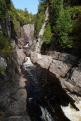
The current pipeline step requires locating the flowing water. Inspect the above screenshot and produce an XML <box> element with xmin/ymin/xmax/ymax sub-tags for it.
<box><xmin>23</xmin><ymin>57</ymin><xmax>79</xmax><ymax>121</ymax></box>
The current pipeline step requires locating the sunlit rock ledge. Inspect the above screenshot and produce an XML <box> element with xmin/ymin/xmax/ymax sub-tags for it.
<box><xmin>30</xmin><ymin>52</ymin><xmax>81</xmax><ymax>95</ymax></box>
<box><xmin>30</xmin><ymin>52</ymin><xmax>81</xmax><ymax>121</ymax></box>
<box><xmin>61</xmin><ymin>101</ymin><xmax>81</xmax><ymax>121</ymax></box>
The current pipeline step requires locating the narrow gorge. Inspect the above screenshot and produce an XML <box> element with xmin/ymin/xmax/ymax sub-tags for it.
<box><xmin>0</xmin><ymin>0</ymin><xmax>81</xmax><ymax>121</ymax></box>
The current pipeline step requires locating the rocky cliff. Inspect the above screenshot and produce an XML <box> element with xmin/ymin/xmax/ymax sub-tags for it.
<box><xmin>0</xmin><ymin>46</ymin><xmax>31</xmax><ymax>121</ymax></box>
<box><xmin>31</xmin><ymin>52</ymin><xmax>81</xmax><ymax>100</ymax></box>
<box><xmin>30</xmin><ymin>51</ymin><xmax>81</xmax><ymax>121</ymax></box>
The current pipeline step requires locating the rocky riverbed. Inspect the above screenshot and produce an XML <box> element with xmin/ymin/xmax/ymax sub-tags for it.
<box><xmin>0</xmin><ymin>24</ymin><xmax>81</xmax><ymax>121</ymax></box>
<box><xmin>22</xmin><ymin>50</ymin><xmax>81</xmax><ymax>121</ymax></box>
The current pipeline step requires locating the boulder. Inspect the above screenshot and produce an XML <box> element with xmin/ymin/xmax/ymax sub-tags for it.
<box><xmin>31</xmin><ymin>52</ymin><xmax>70</xmax><ymax>77</ymax></box>
<box><xmin>30</xmin><ymin>52</ymin><xmax>81</xmax><ymax>101</ymax></box>
<box><xmin>49</xmin><ymin>60</ymin><xmax>70</xmax><ymax>78</ymax></box>
<box><xmin>31</xmin><ymin>52</ymin><xmax>53</xmax><ymax>69</ymax></box>
<box><xmin>70</xmin><ymin>69</ymin><xmax>81</xmax><ymax>88</ymax></box>
<box><xmin>48</xmin><ymin>51</ymin><xmax>77</xmax><ymax>64</ymax></box>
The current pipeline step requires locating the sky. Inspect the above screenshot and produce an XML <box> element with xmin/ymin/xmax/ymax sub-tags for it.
<box><xmin>12</xmin><ymin>0</ymin><xmax>39</xmax><ymax>14</ymax></box>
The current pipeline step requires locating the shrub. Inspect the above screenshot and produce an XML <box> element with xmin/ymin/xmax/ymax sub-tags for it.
<box><xmin>34</xmin><ymin>0</ymin><xmax>46</xmax><ymax>36</ymax></box>
<box><xmin>43</xmin><ymin>23</ymin><xmax>52</xmax><ymax>44</ymax></box>
<box><xmin>34</xmin><ymin>12</ymin><xmax>45</xmax><ymax>36</ymax></box>
<box><xmin>56</xmin><ymin>8</ymin><xmax>73</xmax><ymax>48</ymax></box>
<box><xmin>0</xmin><ymin>33</ymin><xmax>12</xmax><ymax>57</ymax></box>
<box><xmin>0</xmin><ymin>66</ymin><xmax>6</xmax><ymax>75</ymax></box>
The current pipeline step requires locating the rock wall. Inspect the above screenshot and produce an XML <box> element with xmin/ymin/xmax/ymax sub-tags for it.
<box><xmin>23</xmin><ymin>24</ymin><xmax>34</xmax><ymax>47</ymax></box>
<box><xmin>0</xmin><ymin>47</ymin><xmax>31</xmax><ymax>121</ymax></box>
<box><xmin>30</xmin><ymin>51</ymin><xmax>81</xmax><ymax>101</ymax></box>
<box><xmin>30</xmin><ymin>51</ymin><xmax>81</xmax><ymax>121</ymax></box>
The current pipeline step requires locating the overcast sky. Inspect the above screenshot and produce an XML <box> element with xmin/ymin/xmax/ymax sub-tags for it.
<box><xmin>12</xmin><ymin>0</ymin><xmax>39</xmax><ymax>14</ymax></box>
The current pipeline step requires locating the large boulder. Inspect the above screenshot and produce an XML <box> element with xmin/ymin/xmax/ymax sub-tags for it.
<box><xmin>30</xmin><ymin>52</ymin><xmax>81</xmax><ymax>100</ymax></box>
<box><xmin>31</xmin><ymin>52</ymin><xmax>70</xmax><ymax>78</ymax></box>
<box><xmin>48</xmin><ymin>51</ymin><xmax>77</xmax><ymax>64</ymax></box>
<box><xmin>31</xmin><ymin>52</ymin><xmax>53</xmax><ymax>69</ymax></box>
<box><xmin>70</xmin><ymin>68</ymin><xmax>81</xmax><ymax>88</ymax></box>
<box><xmin>49</xmin><ymin>60</ymin><xmax>70</xmax><ymax>78</ymax></box>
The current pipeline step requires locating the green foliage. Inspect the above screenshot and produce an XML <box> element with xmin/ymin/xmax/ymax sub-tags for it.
<box><xmin>0</xmin><ymin>0</ymin><xmax>35</xmax><ymax>58</ymax></box>
<box><xmin>34</xmin><ymin>12</ymin><xmax>45</xmax><ymax>36</ymax></box>
<box><xmin>0</xmin><ymin>66</ymin><xmax>6</xmax><ymax>75</ymax></box>
<box><xmin>0</xmin><ymin>33</ymin><xmax>12</xmax><ymax>57</ymax></box>
<box><xmin>16</xmin><ymin>9</ymin><xmax>35</xmax><ymax>25</ymax></box>
<box><xmin>69</xmin><ymin>6</ymin><xmax>81</xmax><ymax>14</ymax></box>
<box><xmin>49</xmin><ymin>0</ymin><xmax>63</xmax><ymax>27</ymax></box>
<box><xmin>48</xmin><ymin>0</ymin><xmax>81</xmax><ymax>49</ymax></box>
<box><xmin>68</xmin><ymin>6</ymin><xmax>81</xmax><ymax>48</ymax></box>
<box><xmin>56</xmin><ymin>9</ymin><xmax>72</xmax><ymax>33</ymax></box>
<box><xmin>9</xmin><ymin>7</ymin><xmax>21</xmax><ymax>37</ymax></box>
<box><xmin>0</xmin><ymin>0</ymin><xmax>12</xmax><ymax>57</ymax></box>
<box><xmin>56</xmin><ymin>8</ymin><xmax>73</xmax><ymax>48</ymax></box>
<box><xmin>34</xmin><ymin>0</ymin><xmax>46</xmax><ymax>36</ymax></box>
<box><xmin>8</xmin><ymin>6</ymin><xmax>35</xmax><ymax>37</ymax></box>
<box><xmin>43</xmin><ymin>23</ymin><xmax>52</xmax><ymax>44</ymax></box>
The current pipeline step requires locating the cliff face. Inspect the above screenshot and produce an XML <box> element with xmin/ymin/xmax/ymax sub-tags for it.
<box><xmin>0</xmin><ymin>47</ymin><xmax>31</xmax><ymax>121</ymax></box>
<box><xmin>0</xmin><ymin>1</ymin><xmax>31</xmax><ymax>120</ymax></box>
<box><xmin>31</xmin><ymin>52</ymin><xmax>81</xmax><ymax>101</ymax></box>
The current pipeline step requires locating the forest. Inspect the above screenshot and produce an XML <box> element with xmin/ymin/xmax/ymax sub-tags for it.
<box><xmin>35</xmin><ymin>0</ymin><xmax>81</xmax><ymax>55</ymax></box>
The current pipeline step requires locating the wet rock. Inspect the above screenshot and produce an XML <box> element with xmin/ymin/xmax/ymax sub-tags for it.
<box><xmin>4</xmin><ymin>115</ymin><xmax>31</xmax><ymax>121</ymax></box>
<box><xmin>8</xmin><ymin>89</ymin><xmax>27</xmax><ymax>115</ymax></box>
<box><xmin>23</xmin><ymin>57</ymin><xmax>34</xmax><ymax>70</ymax></box>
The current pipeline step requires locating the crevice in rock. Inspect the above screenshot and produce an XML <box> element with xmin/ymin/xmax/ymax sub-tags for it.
<box><xmin>24</xmin><ymin>61</ymin><xmax>79</xmax><ymax>121</ymax></box>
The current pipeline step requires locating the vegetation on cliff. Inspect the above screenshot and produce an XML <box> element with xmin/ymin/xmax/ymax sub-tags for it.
<box><xmin>0</xmin><ymin>0</ymin><xmax>34</xmax><ymax>57</ymax></box>
<box><xmin>34</xmin><ymin>0</ymin><xmax>46</xmax><ymax>36</ymax></box>
<box><xmin>0</xmin><ymin>0</ymin><xmax>81</xmax><ymax>56</ymax></box>
<box><xmin>0</xmin><ymin>0</ymin><xmax>35</xmax><ymax>75</ymax></box>
<box><xmin>35</xmin><ymin>0</ymin><xmax>81</xmax><ymax>54</ymax></box>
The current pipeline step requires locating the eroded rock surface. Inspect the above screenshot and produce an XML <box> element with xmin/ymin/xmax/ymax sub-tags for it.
<box><xmin>0</xmin><ymin>48</ymin><xmax>31</xmax><ymax>121</ymax></box>
<box><xmin>30</xmin><ymin>51</ymin><xmax>81</xmax><ymax>121</ymax></box>
<box><xmin>30</xmin><ymin>52</ymin><xmax>81</xmax><ymax>100</ymax></box>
